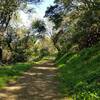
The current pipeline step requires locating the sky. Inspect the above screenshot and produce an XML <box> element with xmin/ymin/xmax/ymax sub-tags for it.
<box><xmin>19</xmin><ymin>0</ymin><xmax>55</xmax><ymax>28</ymax></box>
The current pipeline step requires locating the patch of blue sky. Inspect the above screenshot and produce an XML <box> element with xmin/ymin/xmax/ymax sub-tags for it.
<box><xmin>31</xmin><ymin>0</ymin><xmax>55</xmax><ymax>18</ymax></box>
<box><xmin>19</xmin><ymin>0</ymin><xmax>55</xmax><ymax>28</ymax></box>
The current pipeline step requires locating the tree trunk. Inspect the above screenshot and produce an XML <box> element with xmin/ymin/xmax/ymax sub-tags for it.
<box><xmin>0</xmin><ymin>48</ymin><xmax>2</xmax><ymax>62</ymax></box>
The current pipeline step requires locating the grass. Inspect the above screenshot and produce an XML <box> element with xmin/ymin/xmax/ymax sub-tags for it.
<box><xmin>0</xmin><ymin>55</ymin><xmax>54</xmax><ymax>88</ymax></box>
<box><xmin>34</xmin><ymin>55</ymin><xmax>55</xmax><ymax>64</ymax></box>
<box><xmin>0</xmin><ymin>63</ymin><xmax>32</xmax><ymax>88</ymax></box>
<box><xmin>56</xmin><ymin>43</ymin><xmax>100</xmax><ymax>100</ymax></box>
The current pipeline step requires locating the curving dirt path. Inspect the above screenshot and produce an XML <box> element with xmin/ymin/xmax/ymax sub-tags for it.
<box><xmin>0</xmin><ymin>60</ymin><xmax>69</xmax><ymax>100</ymax></box>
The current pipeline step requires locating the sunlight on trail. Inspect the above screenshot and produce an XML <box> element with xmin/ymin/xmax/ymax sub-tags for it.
<box><xmin>0</xmin><ymin>60</ymin><xmax>70</xmax><ymax>100</ymax></box>
<box><xmin>33</xmin><ymin>66</ymin><xmax>57</xmax><ymax>70</ymax></box>
<box><xmin>0</xmin><ymin>93</ymin><xmax>7</xmax><ymax>98</ymax></box>
<box><xmin>24</xmin><ymin>72</ymin><xmax>43</xmax><ymax>76</ymax></box>
<box><xmin>4</xmin><ymin>86</ymin><xmax>23</xmax><ymax>91</ymax></box>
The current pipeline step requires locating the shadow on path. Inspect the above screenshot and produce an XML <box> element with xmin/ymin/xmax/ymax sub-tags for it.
<box><xmin>0</xmin><ymin>60</ymin><xmax>67</xmax><ymax>100</ymax></box>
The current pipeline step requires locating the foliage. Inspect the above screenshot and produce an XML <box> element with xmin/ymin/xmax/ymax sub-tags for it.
<box><xmin>1</xmin><ymin>26</ymin><xmax>36</xmax><ymax>63</ymax></box>
<box><xmin>45</xmin><ymin>1</ymin><xmax>100</xmax><ymax>99</ymax></box>
<box><xmin>0</xmin><ymin>63</ymin><xmax>32</xmax><ymax>88</ymax></box>
<box><xmin>0</xmin><ymin>0</ymin><xmax>18</xmax><ymax>32</ymax></box>
<box><xmin>75</xmin><ymin>9</ymin><xmax>100</xmax><ymax>49</ymax></box>
<box><xmin>39</xmin><ymin>48</ymin><xmax>49</xmax><ymax>58</ymax></box>
<box><xmin>32</xmin><ymin>20</ymin><xmax>46</xmax><ymax>38</ymax></box>
<box><xmin>45</xmin><ymin>4</ymin><xmax>64</xmax><ymax>29</ymax></box>
<box><xmin>0</xmin><ymin>0</ymin><xmax>42</xmax><ymax>32</ymax></box>
<box><xmin>45</xmin><ymin>0</ymin><xmax>100</xmax><ymax>55</ymax></box>
<box><xmin>56</xmin><ymin>43</ymin><xmax>100</xmax><ymax>99</ymax></box>
<box><xmin>0</xmin><ymin>0</ymin><xmax>43</xmax><ymax>64</ymax></box>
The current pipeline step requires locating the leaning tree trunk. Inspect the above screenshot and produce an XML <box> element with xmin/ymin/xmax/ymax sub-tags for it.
<box><xmin>52</xmin><ymin>30</ymin><xmax>63</xmax><ymax>52</ymax></box>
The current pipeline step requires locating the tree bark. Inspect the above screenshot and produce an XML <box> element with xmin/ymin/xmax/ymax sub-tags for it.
<box><xmin>0</xmin><ymin>48</ymin><xmax>2</xmax><ymax>62</ymax></box>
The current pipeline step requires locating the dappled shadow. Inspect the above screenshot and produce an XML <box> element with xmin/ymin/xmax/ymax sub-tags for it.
<box><xmin>0</xmin><ymin>60</ymin><xmax>65</xmax><ymax>100</ymax></box>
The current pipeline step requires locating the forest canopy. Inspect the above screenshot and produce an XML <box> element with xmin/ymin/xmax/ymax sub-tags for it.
<box><xmin>0</xmin><ymin>0</ymin><xmax>42</xmax><ymax>32</ymax></box>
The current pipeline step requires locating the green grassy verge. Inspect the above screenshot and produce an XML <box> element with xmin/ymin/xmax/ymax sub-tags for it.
<box><xmin>0</xmin><ymin>63</ymin><xmax>32</xmax><ymax>88</ymax></box>
<box><xmin>56</xmin><ymin>43</ymin><xmax>100</xmax><ymax>100</ymax></box>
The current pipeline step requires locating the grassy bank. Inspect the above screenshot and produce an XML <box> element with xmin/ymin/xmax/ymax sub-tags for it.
<box><xmin>0</xmin><ymin>63</ymin><xmax>32</xmax><ymax>88</ymax></box>
<box><xmin>56</xmin><ymin>43</ymin><xmax>100</xmax><ymax>100</ymax></box>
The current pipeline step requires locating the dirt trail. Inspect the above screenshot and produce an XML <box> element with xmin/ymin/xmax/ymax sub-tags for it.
<box><xmin>0</xmin><ymin>60</ymin><xmax>68</xmax><ymax>100</ymax></box>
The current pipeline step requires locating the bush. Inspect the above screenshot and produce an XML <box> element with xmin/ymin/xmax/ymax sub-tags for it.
<box><xmin>12</xmin><ymin>48</ymin><xmax>29</xmax><ymax>62</ymax></box>
<box><xmin>39</xmin><ymin>48</ymin><xmax>49</xmax><ymax>58</ymax></box>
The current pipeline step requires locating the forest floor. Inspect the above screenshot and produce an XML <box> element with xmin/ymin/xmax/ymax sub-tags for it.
<box><xmin>0</xmin><ymin>59</ymin><xmax>71</xmax><ymax>100</ymax></box>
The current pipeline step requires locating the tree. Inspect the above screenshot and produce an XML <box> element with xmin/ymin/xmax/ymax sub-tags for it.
<box><xmin>0</xmin><ymin>0</ymin><xmax>42</xmax><ymax>32</ymax></box>
<box><xmin>45</xmin><ymin>4</ymin><xmax>64</xmax><ymax>29</ymax></box>
<box><xmin>0</xmin><ymin>0</ymin><xmax>42</xmax><ymax>63</ymax></box>
<box><xmin>32</xmin><ymin>20</ymin><xmax>46</xmax><ymax>39</ymax></box>
<box><xmin>45</xmin><ymin>0</ymin><xmax>100</xmax><ymax>54</ymax></box>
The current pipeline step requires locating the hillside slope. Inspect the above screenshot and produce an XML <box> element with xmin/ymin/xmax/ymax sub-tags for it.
<box><xmin>56</xmin><ymin>43</ymin><xmax>100</xmax><ymax>99</ymax></box>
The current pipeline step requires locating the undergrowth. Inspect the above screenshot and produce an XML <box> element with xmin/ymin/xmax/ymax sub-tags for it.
<box><xmin>56</xmin><ymin>43</ymin><xmax>100</xmax><ymax>100</ymax></box>
<box><xmin>0</xmin><ymin>63</ymin><xmax>32</xmax><ymax>88</ymax></box>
